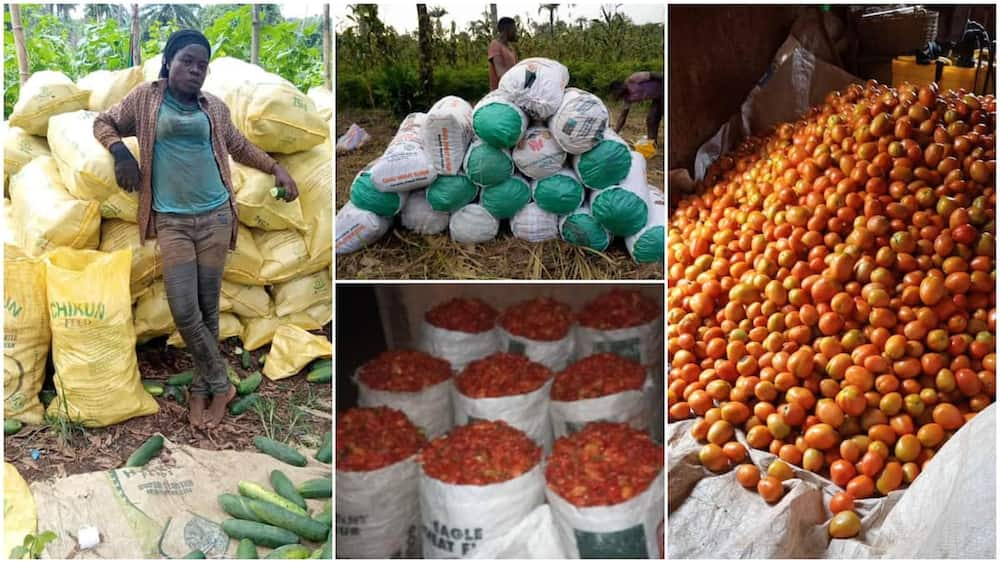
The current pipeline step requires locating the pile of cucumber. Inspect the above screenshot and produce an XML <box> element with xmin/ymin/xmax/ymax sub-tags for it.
<box><xmin>218</xmin><ymin>471</ymin><xmax>332</xmax><ymax>559</ymax></box>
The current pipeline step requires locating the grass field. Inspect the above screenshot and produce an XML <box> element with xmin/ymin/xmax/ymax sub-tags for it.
<box><xmin>335</xmin><ymin>101</ymin><xmax>664</xmax><ymax>280</ymax></box>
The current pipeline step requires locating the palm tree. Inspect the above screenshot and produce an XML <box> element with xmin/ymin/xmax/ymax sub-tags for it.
<box><xmin>417</xmin><ymin>4</ymin><xmax>433</xmax><ymax>103</ymax></box>
<box><xmin>85</xmin><ymin>4</ymin><xmax>127</xmax><ymax>23</ymax></box>
<box><xmin>428</xmin><ymin>6</ymin><xmax>447</xmax><ymax>36</ymax></box>
<box><xmin>538</xmin><ymin>3</ymin><xmax>559</xmax><ymax>35</ymax></box>
<box><xmin>140</xmin><ymin>4</ymin><xmax>199</xmax><ymax>30</ymax></box>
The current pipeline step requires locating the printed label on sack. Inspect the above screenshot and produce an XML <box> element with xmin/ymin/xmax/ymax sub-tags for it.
<box><xmin>574</xmin><ymin>524</ymin><xmax>648</xmax><ymax>558</ymax></box>
<box><xmin>336</xmin><ymin>513</ymin><xmax>367</xmax><ymax>537</ymax></box>
<box><xmin>424</xmin><ymin>520</ymin><xmax>484</xmax><ymax>556</ymax></box>
<box><xmin>593</xmin><ymin>338</ymin><xmax>641</xmax><ymax>363</ymax></box>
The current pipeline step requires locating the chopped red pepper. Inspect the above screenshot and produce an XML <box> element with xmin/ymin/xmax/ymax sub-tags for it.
<box><xmin>420</xmin><ymin>420</ymin><xmax>542</xmax><ymax>485</ymax></box>
<box><xmin>498</xmin><ymin>297</ymin><xmax>573</xmax><ymax>341</ymax></box>
<box><xmin>455</xmin><ymin>352</ymin><xmax>553</xmax><ymax>398</ymax></box>
<box><xmin>337</xmin><ymin>406</ymin><xmax>427</xmax><ymax>471</ymax></box>
<box><xmin>546</xmin><ymin>421</ymin><xmax>663</xmax><ymax>507</ymax></box>
<box><xmin>425</xmin><ymin>297</ymin><xmax>499</xmax><ymax>333</ymax></box>
<box><xmin>577</xmin><ymin>289</ymin><xmax>661</xmax><ymax>330</ymax></box>
<box><xmin>358</xmin><ymin>349</ymin><xmax>452</xmax><ymax>392</ymax></box>
<box><xmin>552</xmin><ymin>353</ymin><xmax>647</xmax><ymax>401</ymax></box>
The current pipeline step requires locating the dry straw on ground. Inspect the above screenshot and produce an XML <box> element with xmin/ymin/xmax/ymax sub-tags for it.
<box><xmin>336</xmin><ymin>104</ymin><xmax>665</xmax><ymax>280</ymax></box>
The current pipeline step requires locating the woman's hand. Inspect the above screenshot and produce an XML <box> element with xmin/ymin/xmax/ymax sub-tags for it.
<box><xmin>271</xmin><ymin>164</ymin><xmax>299</xmax><ymax>201</ymax></box>
<box><xmin>110</xmin><ymin>142</ymin><xmax>141</xmax><ymax>191</ymax></box>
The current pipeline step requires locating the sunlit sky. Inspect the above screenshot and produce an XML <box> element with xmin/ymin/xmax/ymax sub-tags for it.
<box><xmin>334</xmin><ymin>3</ymin><xmax>664</xmax><ymax>34</ymax></box>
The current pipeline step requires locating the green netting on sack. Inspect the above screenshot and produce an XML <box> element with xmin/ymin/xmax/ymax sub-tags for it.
<box><xmin>592</xmin><ymin>188</ymin><xmax>648</xmax><ymax>237</ymax></box>
<box><xmin>349</xmin><ymin>172</ymin><xmax>402</xmax><ymax>216</ymax></box>
<box><xmin>480</xmin><ymin>176</ymin><xmax>530</xmax><ymax>219</ymax></box>
<box><xmin>465</xmin><ymin>142</ymin><xmax>513</xmax><ymax>187</ymax></box>
<box><xmin>427</xmin><ymin>174</ymin><xmax>477</xmax><ymax>212</ymax></box>
<box><xmin>630</xmin><ymin>225</ymin><xmax>664</xmax><ymax>263</ymax></box>
<box><xmin>473</xmin><ymin>102</ymin><xmax>525</xmax><ymax>149</ymax></box>
<box><xmin>576</xmin><ymin>138</ymin><xmax>631</xmax><ymax>189</ymax></box>
<box><xmin>561</xmin><ymin>213</ymin><xmax>611</xmax><ymax>251</ymax></box>
<box><xmin>534</xmin><ymin>174</ymin><xmax>584</xmax><ymax>215</ymax></box>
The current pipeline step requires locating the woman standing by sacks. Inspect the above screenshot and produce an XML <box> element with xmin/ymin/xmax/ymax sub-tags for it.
<box><xmin>93</xmin><ymin>30</ymin><xmax>300</xmax><ymax>430</ymax></box>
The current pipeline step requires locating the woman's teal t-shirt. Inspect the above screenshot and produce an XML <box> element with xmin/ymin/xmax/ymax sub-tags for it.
<box><xmin>152</xmin><ymin>88</ymin><xmax>230</xmax><ymax>214</ymax></box>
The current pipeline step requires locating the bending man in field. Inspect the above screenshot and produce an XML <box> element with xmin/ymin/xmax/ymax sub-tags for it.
<box><xmin>94</xmin><ymin>29</ymin><xmax>300</xmax><ymax>430</ymax></box>
<box><xmin>488</xmin><ymin>17</ymin><xmax>518</xmax><ymax>90</ymax></box>
<box><xmin>610</xmin><ymin>71</ymin><xmax>664</xmax><ymax>146</ymax></box>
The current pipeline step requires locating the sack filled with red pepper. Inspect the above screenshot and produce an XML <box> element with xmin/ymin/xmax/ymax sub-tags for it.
<box><xmin>549</xmin><ymin>353</ymin><xmax>652</xmax><ymax>439</ymax></box>
<box><xmin>336</xmin><ymin>406</ymin><xmax>426</xmax><ymax>558</ymax></box>
<box><xmin>419</xmin><ymin>297</ymin><xmax>501</xmax><ymax>372</ymax></box>
<box><xmin>417</xmin><ymin>420</ymin><xmax>546</xmax><ymax>558</ymax></box>
<box><xmin>453</xmin><ymin>352</ymin><xmax>555</xmax><ymax>450</ymax></box>
<box><xmin>356</xmin><ymin>349</ymin><xmax>454</xmax><ymax>438</ymax></box>
<box><xmin>545</xmin><ymin>421</ymin><xmax>665</xmax><ymax>558</ymax></box>
<box><xmin>496</xmin><ymin>296</ymin><xmax>576</xmax><ymax>371</ymax></box>
<box><xmin>575</xmin><ymin>289</ymin><xmax>663</xmax><ymax>366</ymax></box>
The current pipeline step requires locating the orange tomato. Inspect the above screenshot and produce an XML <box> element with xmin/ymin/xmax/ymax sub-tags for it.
<box><xmin>829</xmin><ymin>491</ymin><xmax>856</xmax><ymax>514</ymax></box>
<box><xmin>736</xmin><ymin>464</ymin><xmax>761</xmax><ymax>488</ymax></box>
<box><xmin>757</xmin><ymin>476</ymin><xmax>785</xmax><ymax>503</ymax></box>
<box><xmin>829</xmin><ymin>511</ymin><xmax>862</xmax><ymax>538</ymax></box>
<box><xmin>829</xmin><ymin>459</ymin><xmax>857</xmax><ymax>487</ymax></box>
<box><xmin>722</xmin><ymin>441</ymin><xmax>747</xmax><ymax>463</ymax></box>
<box><xmin>846</xmin><ymin>475</ymin><xmax>876</xmax><ymax>499</ymax></box>
<box><xmin>699</xmin><ymin>443</ymin><xmax>730</xmax><ymax>473</ymax></box>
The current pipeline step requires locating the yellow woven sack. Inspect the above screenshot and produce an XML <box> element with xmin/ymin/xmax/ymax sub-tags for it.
<box><xmin>202</xmin><ymin>57</ymin><xmax>328</xmax><ymax>154</ymax></box>
<box><xmin>4</xmin><ymin>250</ymin><xmax>49</xmax><ymax>425</ymax></box>
<box><xmin>99</xmin><ymin>220</ymin><xmax>161</xmax><ymax>300</ymax></box>
<box><xmin>9</xmin><ymin>157</ymin><xmax>101</xmax><ymax>257</ymax></box>
<box><xmin>307</xmin><ymin>86</ymin><xmax>333</xmax><ymax>122</ymax></box>
<box><xmin>223</xmin><ymin>225</ymin><xmax>266</xmax><ymax>286</ymax></box>
<box><xmin>47</xmin><ymin>110</ymin><xmax>140</xmax><ymax>222</ymax></box>
<box><xmin>262</xmin><ymin>324</ymin><xmax>331</xmax><ymax>380</ymax></box>
<box><xmin>272</xmin><ymin>269</ymin><xmax>330</xmax><ymax>317</ymax></box>
<box><xmin>220</xmin><ymin>281</ymin><xmax>270</xmax><ymax>318</ymax></box>
<box><xmin>133</xmin><ymin>280</ymin><xmax>175</xmax><ymax>344</ymax></box>
<box><xmin>142</xmin><ymin>54</ymin><xmax>163</xmax><ymax>82</ymax></box>
<box><xmin>4</xmin><ymin>463</ymin><xmax>36</xmax><ymax>558</ymax></box>
<box><xmin>166</xmin><ymin>313</ymin><xmax>243</xmax><ymax>348</ymax></box>
<box><xmin>3</xmin><ymin>200</ymin><xmax>20</xmax><ymax>252</ymax></box>
<box><xmin>252</xmin><ymin>229</ymin><xmax>311</xmax><ymax>284</ymax></box>
<box><xmin>303</xmin><ymin>300</ymin><xmax>332</xmax><ymax>327</ymax></box>
<box><xmin>44</xmin><ymin>248</ymin><xmax>159</xmax><ymax>427</ymax></box>
<box><xmin>231</xmin><ymin>159</ymin><xmax>307</xmax><ymax>231</ymax></box>
<box><xmin>3</xmin><ymin>122</ymin><xmax>50</xmax><ymax>177</ymax></box>
<box><xmin>242</xmin><ymin>307</ymin><xmax>322</xmax><ymax>351</ymax></box>
<box><xmin>277</xmin><ymin>140</ymin><xmax>332</xmax><ymax>262</ymax></box>
<box><xmin>9</xmin><ymin>70</ymin><xmax>90</xmax><ymax>135</ymax></box>
<box><xmin>77</xmin><ymin>67</ymin><xmax>144</xmax><ymax>112</ymax></box>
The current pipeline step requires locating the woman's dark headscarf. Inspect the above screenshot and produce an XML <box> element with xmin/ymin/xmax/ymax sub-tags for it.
<box><xmin>159</xmin><ymin>29</ymin><xmax>212</xmax><ymax>79</ymax></box>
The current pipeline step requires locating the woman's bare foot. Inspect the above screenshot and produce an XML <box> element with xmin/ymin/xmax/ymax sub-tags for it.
<box><xmin>204</xmin><ymin>385</ymin><xmax>237</xmax><ymax>428</ymax></box>
<box><xmin>189</xmin><ymin>394</ymin><xmax>208</xmax><ymax>428</ymax></box>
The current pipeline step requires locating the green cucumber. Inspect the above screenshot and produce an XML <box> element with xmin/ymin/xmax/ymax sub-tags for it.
<box><xmin>182</xmin><ymin>550</ymin><xmax>206</xmax><ymax>559</ymax></box>
<box><xmin>320</xmin><ymin>529</ymin><xmax>331</xmax><ymax>558</ymax></box>
<box><xmin>310</xmin><ymin>358</ymin><xmax>331</xmax><ymax>370</ymax></box>
<box><xmin>236</xmin><ymin>538</ymin><xmax>258</xmax><ymax>559</ymax></box>
<box><xmin>218</xmin><ymin>493</ymin><xmax>261</xmax><ymax>522</ymax></box>
<box><xmin>221</xmin><ymin>519</ymin><xmax>299</xmax><ymax>549</ymax></box>
<box><xmin>242</xmin><ymin>349</ymin><xmax>253</xmax><ymax>370</ymax></box>
<box><xmin>229</xmin><ymin>393</ymin><xmax>260</xmax><ymax>416</ymax></box>
<box><xmin>253</xmin><ymin>436</ymin><xmax>307</xmax><ymax>467</ymax></box>
<box><xmin>247</xmin><ymin>498</ymin><xmax>329</xmax><ymax>542</ymax></box>
<box><xmin>305</xmin><ymin>366</ymin><xmax>331</xmax><ymax>384</ymax></box>
<box><xmin>314</xmin><ymin>432</ymin><xmax>331</xmax><ymax>464</ymax></box>
<box><xmin>296</xmin><ymin>478</ymin><xmax>331</xmax><ymax>499</ymax></box>
<box><xmin>310</xmin><ymin>548</ymin><xmax>322</xmax><ymax>559</ymax></box>
<box><xmin>264</xmin><ymin>544</ymin><xmax>310</xmax><ymax>559</ymax></box>
<box><xmin>163</xmin><ymin>385</ymin><xmax>188</xmax><ymax>406</ymax></box>
<box><xmin>313</xmin><ymin>503</ymin><xmax>332</xmax><ymax>528</ymax></box>
<box><xmin>142</xmin><ymin>380</ymin><xmax>164</xmax><ymax>396</ymax></box>
<box><xmin>125</xmin><ymin>434</ymin><xmax>164</xmax><ymax>467</ymax></box>
<box><xmin>270</xmin><ymin>470</ymin><xmax>308</xmax><ymax>511</ymax></box>
<box><xmin>238</xmin><ymin>481</ymin><xmax>309</xmax><ymax>517</ymax></box>
<box><xmin>238</xmin><ymin>371</ymin><xmax>263</xmax><ymax>396</ymax></box>
<box><xmin>167</xmin><ymin>370</ymin><xmax>194</xmax><ymax>386</ymax></box>
<box><xmin>228</xmin><ymin>366</ymin><xmax>242</xmax><ymax>386</ymax></box>
<box><xmin>4</xmin><ymin>419</ymin><xmax>22</xmax><ymax>435</ymax></box>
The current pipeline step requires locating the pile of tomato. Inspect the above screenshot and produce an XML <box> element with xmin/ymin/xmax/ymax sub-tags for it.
<box><xmin>546</xmin><ymin>421</ymin><xmax>664</xmax><ymax>507</ymax></box>
<box><xmin>578</xmin><ymin>289</ymin><xmax>662</xmax><ymax>330</ymax></box>
<box><xmin>337</xmin><ymin>406</ymin><xmax>427</xmax><ymax>472</ymax></box>
<box><xmin>425</xmin><ymin>297</ymin><xmax>499</xmax><ymax>333</ymax></box>
<box><xmin>668</xmin><ymin>82</ymin><xmax>995</xmax><ymax>538</ymax></box>
<box><xmin>552</xmin><ymin>353</ymin><xmax>647</xmax><ymax>401</ymax></box>
<box><xmin>357</xmin><ymin>349</ymin><xmax>453</xmax><ymax>392</ymax></box>
<box><xmin>455</xmin><ymin>352</ymin><xmax>553</xmax><ymax>398</ymax></box>
<box><xmin>498</xmin><ymin>297</ymin><xmax>574</xmax><ymax>341</ymax></box>
<box><xmin>419</xmin><ymin>419</ymin><xmax>542</xmax><ymax>485</ymax></box>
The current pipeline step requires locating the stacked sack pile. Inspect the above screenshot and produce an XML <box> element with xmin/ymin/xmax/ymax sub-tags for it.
<box><xmin>3</xmin><ymin>59</ymin><xmax>332</xmax><ymax>429</ymax></box>
<box><xmin>336</xmin><ymin>290</ymin><xmax>665</xmax><ymax>558</ymax></box>
<box><xmin>336</xmin><ymin>57</ymin><xmax>664</xmax><ymax>264</ymax></box>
